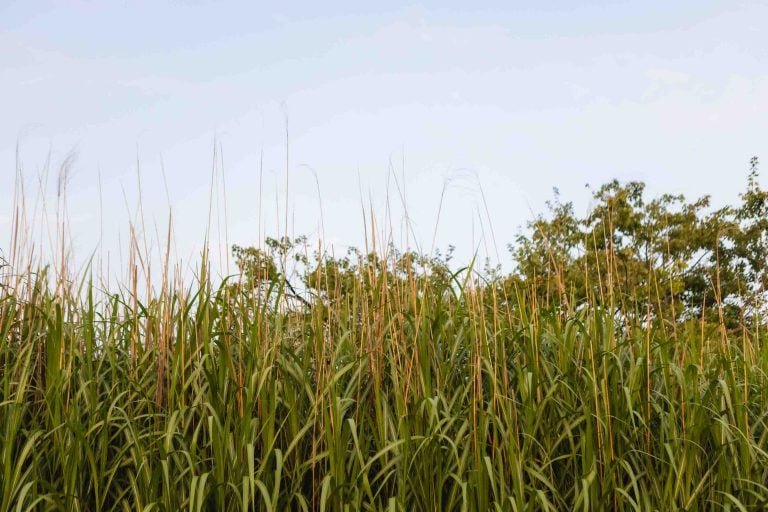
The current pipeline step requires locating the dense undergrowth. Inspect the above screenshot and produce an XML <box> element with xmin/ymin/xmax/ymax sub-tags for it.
<box><xmin>2</xmin><ymin>161</ymin><xmax>768</xmax><ymax>510</ymax></box>
<box><xmin>1</xmin><ymin>249</ymin><xmax>767</xmax><ymax>511</ymax></box>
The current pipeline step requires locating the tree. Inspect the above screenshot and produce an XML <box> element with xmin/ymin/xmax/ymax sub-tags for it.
<box><xmin>507</xmin><ymin>158</ymin><xmax>766</xmax><ymax>331</ymax></box>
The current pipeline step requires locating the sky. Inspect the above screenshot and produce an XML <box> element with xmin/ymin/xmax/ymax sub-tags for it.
<box><xmin>1</xmin><ymin>0</ymin><xmax>767</xmax><ymax>279</ymax></box>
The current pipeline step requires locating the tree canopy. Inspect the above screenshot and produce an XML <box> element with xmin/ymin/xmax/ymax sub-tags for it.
<box><xmin>233</xmin><ymin>157</ymin><xmax>767</xmax><ymax>333</ymax></box>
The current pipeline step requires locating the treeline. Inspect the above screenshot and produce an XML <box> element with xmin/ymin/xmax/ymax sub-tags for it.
<box><xmin>233</xmin><ymin>157</ymin><xmax>767</xmax><ymax>331</ymax></box>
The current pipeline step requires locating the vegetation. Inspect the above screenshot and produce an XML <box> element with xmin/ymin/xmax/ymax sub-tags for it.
<box><xmin>1</xmin><ymin>158</ymin><xmax>768</xmax><ymax>510</ymax></box>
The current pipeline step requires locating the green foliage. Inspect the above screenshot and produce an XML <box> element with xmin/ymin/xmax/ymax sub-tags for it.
<box><xmin>1</xmin><ymin>159</ymin><xmax>767</xmax><ymax>510</ymax></box>
<box><xmin>508</xmin><ymin>158</ymin><xmax>767</xmax><ymax>331</ymax></box>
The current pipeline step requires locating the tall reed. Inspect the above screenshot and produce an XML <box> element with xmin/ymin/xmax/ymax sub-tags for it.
<box><xmin>1</xmin><ymin>167</ymin><xmax>767</xmax><ymax>511</ymax></box>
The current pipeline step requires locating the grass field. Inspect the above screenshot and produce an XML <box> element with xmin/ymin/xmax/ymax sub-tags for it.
<box><xmin>2</xmin><ymin>168</ymin><xmax>768</xmax><ymax>511</ymax></box>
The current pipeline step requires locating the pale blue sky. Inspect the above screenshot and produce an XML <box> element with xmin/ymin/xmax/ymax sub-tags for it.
<box><xmin>2</xmin><ymin>1</ymin><xmax>767</xmax><ymax>275</ymax></box>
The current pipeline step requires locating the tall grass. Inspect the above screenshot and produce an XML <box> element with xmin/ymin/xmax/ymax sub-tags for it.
<box><xmin>1</xmin><ymin>177</ymin><xmax>768</xmax><ymax>511</ymax></box>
